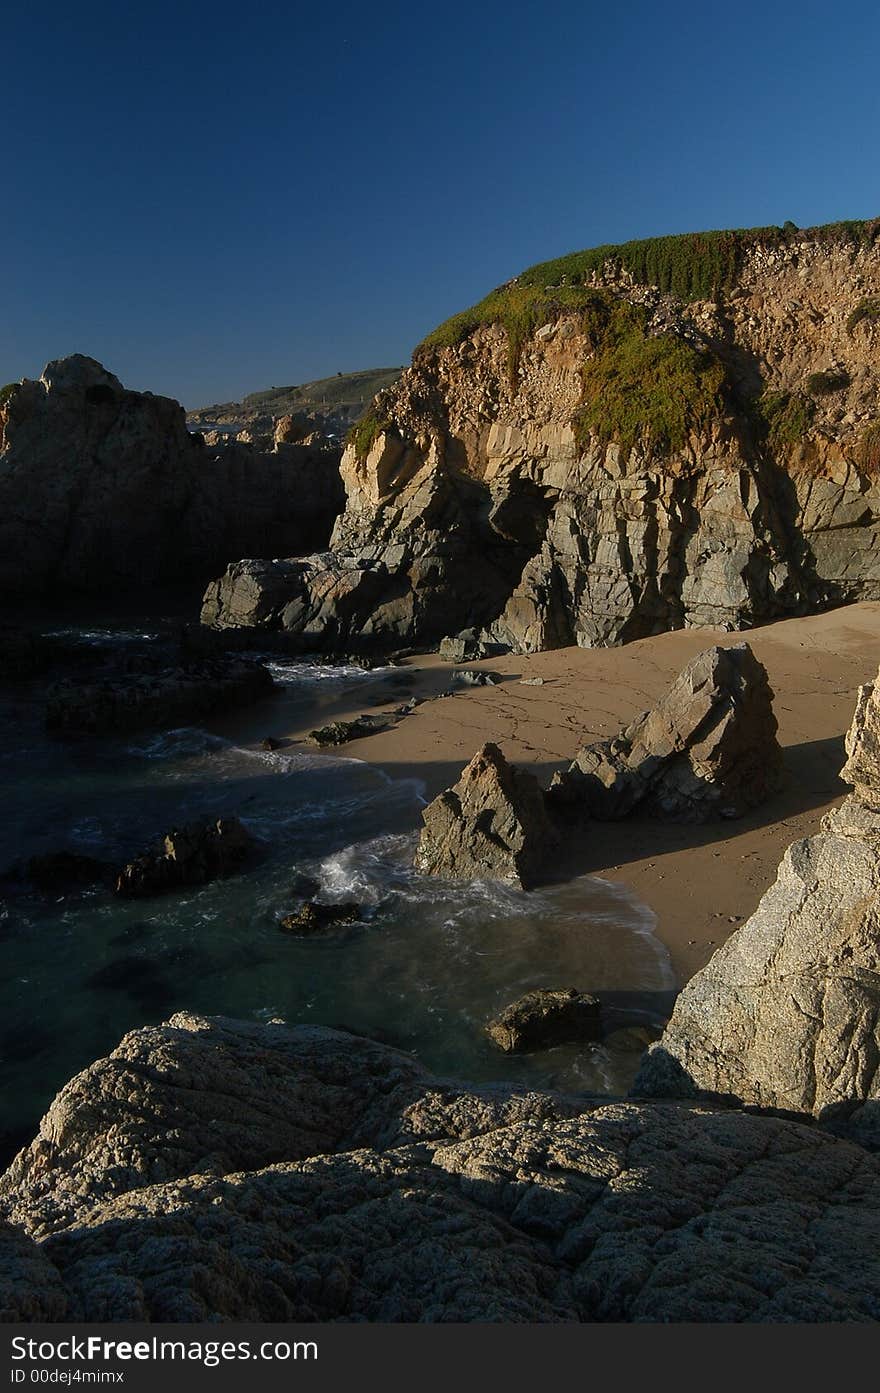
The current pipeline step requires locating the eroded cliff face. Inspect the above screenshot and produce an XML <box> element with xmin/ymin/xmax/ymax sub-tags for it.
<box><xmin>635</xmin><ymin>665</ymin><xmax>880</xmax><ymax>1142</ymax></box>
<box><xmin>0</xmin><ymin>355</ymin><xmax>344</xmax><ymax>598</ymax></box>
<box><xmin>202</xmin><ymin>226</ymin><xmax>880</xmax><ymax>651</ymax></box>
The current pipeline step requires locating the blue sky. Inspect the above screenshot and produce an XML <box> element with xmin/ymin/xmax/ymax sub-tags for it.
<box><xmin>3</xmin><ymin>0</ymin><xmax>879</xmax><ymax>407</ymax></box>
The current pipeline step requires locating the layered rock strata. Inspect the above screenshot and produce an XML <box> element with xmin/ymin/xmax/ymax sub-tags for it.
<box><xmin>0</xmin><ymin>356</ymin><xmax>344</xmax><ymax>598</ymax></box>
<box><xmin>202</xmin><ymin>224</ymin><xmax>880</xmax><ymax>652</ymax></box>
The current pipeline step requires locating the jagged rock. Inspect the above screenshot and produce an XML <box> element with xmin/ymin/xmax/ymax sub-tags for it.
<box><xmin>549</xmin><ymin>644</ymin><xmax>784</xmax><ymax>821</ymax></box>
<box><xmin>3</xmin><ymin>1014</ymin><xmax>880</xmax><ymax>1320</ymax></box>
<box><xmin>414</xmin><ymin>743</ymin><xmax>557</xmax><ymax>889</ymax></box>
<box><xmin>307</xmin><ymin>714</ymin><xmax>393</xmax><ymax>746</ymax></box>
<box><xmin>0</xmin><ymin>356</ymin><xmax>344</xmax><ymax>598</ymax></box>
<box><xmin>279</xmin><ymin>901</ymin><xmax>362</xmax><ymax>934</ymax></box>
<box><xmin>634</xmin><ymin>669</ymin><xmax>880</xmax><ymax>1129</ymax></box>
<box><xmin>486</xmin><ymin>989</ymin><xmax>602</xmax><ymax>1052</ymax></box>
<box><xmin>201</xmin><ymin>228</ymin><xmax>880</xmax><ymax>654</ymax></box>
<box><xmin>45</xmin><ymin>657</ymin><xmax>275</xmax><ymax>733</ymax></box>
<box><xmin>439</xmin><ymin>632</ymin><xmax>488</xmax><ymax>663</ymax></box>
<box><xmin>115</xmin><ymin>818</ymin><xmax>254</xmax><ymax>898</ymax></box>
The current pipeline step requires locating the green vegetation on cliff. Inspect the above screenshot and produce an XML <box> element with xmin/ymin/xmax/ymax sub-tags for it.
<box><xmin>517</xmin><ymin>218</ymin><xmax>878</xmax><ymax>301</ymax></box>
<box><xmin>755</xmin><ymin>390</ymin><xmax>816</xmax><ymax>451</ymax></box>
<box><xmin>421</xmin><ymin>283</ymin><xmax>609</xmax><ymax>381</ymax></box>
<box><xmin>847</xmin><ymin>297</ymin><xmax>880</xmax><ymax>334</ymax></box>
<box><xmin>421</xmin><ymin>217</ymin><xmax>880</xmax><ymax>357</ymax></box>
<box><xmin>346</xmin><ymin>407</ymin><xmax>392</xmax><ymax>459</ymax></box>
<box><xmin>858</xmin><ymin>421</ymin><xmax>880</xmax><ymax>472</ymax></box>
<box><xmin>573</xmin><ymin>302</ymin><xmax>728</xmax><ymax>456</ymax></box>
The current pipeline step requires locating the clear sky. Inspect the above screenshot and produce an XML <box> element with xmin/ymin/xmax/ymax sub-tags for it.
<box><xmin>3</xmin><ymin>0</ymin><xmax>879</xmax><ymax>407</ymax></box>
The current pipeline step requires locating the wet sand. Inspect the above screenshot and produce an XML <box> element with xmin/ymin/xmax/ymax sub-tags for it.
<box><xmin>243</xmin><ymin>602</ymin><xmax>880</xmax><ymax>988</ymax></box>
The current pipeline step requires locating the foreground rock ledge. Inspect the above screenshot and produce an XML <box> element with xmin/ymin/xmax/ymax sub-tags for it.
<box><xmin>1</xmin><ymin>1013</ymin><xmax>880</xmax><ymax>1322</ymax></box>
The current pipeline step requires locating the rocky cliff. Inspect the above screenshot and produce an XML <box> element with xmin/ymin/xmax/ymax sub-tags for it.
<box><xmin>202</xmin><ymin>219</ymin><xmax>880</xmax><ymax>651</ymax></box>
<box><xmin>635</xmin><ymin>664</ymin><xmax>880</xmax><ymax>1143</ymax></box>
<box><xmin>3</xmin><ymin>1013</ymin><xmax>880</xmax><ymax>1322</ymax></box>
<box><xmin>0</xmin><ymin>356</ymin><xmax>344</xmax><ymax>598</ymax></box>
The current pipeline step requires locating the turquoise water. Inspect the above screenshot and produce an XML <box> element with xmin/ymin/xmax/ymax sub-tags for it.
<box><xmin>0</xmin><ymin>628</ymin><xmax>675</xmax><ymax>1153</ymax></box>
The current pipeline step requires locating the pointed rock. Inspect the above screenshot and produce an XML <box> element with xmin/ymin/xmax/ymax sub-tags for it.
<box><xmin>550</xmin><ymin>643</ymin><xmax>784</xmax><ymax>821</ymax></box>
<box><xmin>634</xmin><ymin>666</ymin><xmax>880</xmax><ymax>1138</ymax></box>
<box><xmin>414</xmin><ymin>742</ymin><xmax>556</xmax><ymax>889</ymax></box>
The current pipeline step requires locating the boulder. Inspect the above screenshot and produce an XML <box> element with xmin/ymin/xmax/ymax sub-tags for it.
<box><xmin>3</xmin><ymin>1013</ymin><xmax>880</xmax><ymax>1320</ymax></box>
<box><xmin>46</xmin><ymin>657</ymin><xmax>276</xmax><ymax>733</ymax></box>
<box><xmin>307</xmin><ymin>714</ymin><xmax>393</xmax><ymax>746</ymax></box>
<box><xmin>485</xmin><ymin>989</ymin><xmax>602</xmax><ymax>1052</ymax></box>
<box><xmin>549</xmin><ymin>644</ymin><xmax>784</xmax><ymax>821</ymax></box>
<box><xmin>24</xmin><ymin>851</ymin><xmax>111</xmax><ymax>892</ymax></box>
<box><xmin>414</xmin><ymin>742</ymin><xmax>557</xmax><ymax>889</ymax></box>
<box><xmin>634</xmin><ymin>668</ymin><xmax>880</xmax><ymax>1133</ymax></box>
<box><xmin>115</xmin><ymin>818</ymin><xmax>254</xmax><ymax>898</ymax></box>
<box><xmin>439</xmin><ymin>632</ymin><xmax>487</xmax><ymax>663</ymax></box>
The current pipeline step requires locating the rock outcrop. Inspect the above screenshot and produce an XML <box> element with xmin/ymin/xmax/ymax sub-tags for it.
<box><xmin>201</xmin><ymin>221</ymin><xmax>880</xmax><ymax>653</ymax></box>
<box><xmin>2</xmin><ymin>1013</ymin><xmax>880</xmax><ymax>1321</ymax></box>
<box><xmin>414</xmin><ymin>743</ymin><xmax>557</xmax><ymax>889</ymax></box>
<box><xmin>549</xmin><ymin>644</ymin><xmax>784</xmax><ymax>820</ymax></box>
<box><xmin>45</xmin><ymin>657</ymin><xmax>275</xmax><ymax>732</ymax></box>
<box><xmin>0</xmin><ymin>356</ymin><xmax>344</xmax><ymax>598</ymax></box>
<box><xmin>486</xmin><ymin>989</ymin><xmax>602</xmax><ymax>1052</ymax></box>
<box><xmin>635</xmin><ymin>667</ymin><xmax>880</xmax><ymax>1134</ymax></box>
<box><xmin>115</xmin><ymin>818</ymin><xmax>254</xmax><ymax>898</ymax></box>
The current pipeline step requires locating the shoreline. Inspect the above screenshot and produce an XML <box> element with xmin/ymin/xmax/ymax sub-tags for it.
<box><xmin>228</xmin><ymin>601</ymin><xmax>880</xmax><ymax>986</ymax></box>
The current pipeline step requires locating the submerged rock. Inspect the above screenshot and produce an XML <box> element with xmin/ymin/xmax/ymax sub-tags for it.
<box><xmin>414</xmin><ymin>742</ymin><xmax>557</xmax><ymax>889</ymax></box>
<box><xmin>550</xmin><ymin>644</ymin><xmax>784</xmax><ymax>821</ymax></box>
<box><xmin>634</xmin><ymin>667</ymin><xmax>880</xmax><ymax>1134</ymax></box>
<box><xmin>279</xmin><ymin>901</ymin><xmax>362</xmax><ymax>934</ymax></box>
<box><xmin>115</xmin><ymin>818</ymin><xmax>254</xmax><ymax>898</ymax></box>
<box><xmin>46</xmin><ymin>658</ymin><xmax>276</xmax><ymax>733</ymax></box>
<box><xmin>24</xmin><ymin>851</ymin><xmax>111</xmax><ymax>893</ymax></box>
<box><xmin>486</xmin><ymin>989</ymin><xmax>602</xmax><ymax>1052</ymax></box>
<box><xmin>3</xmin><ymin>1013</ymin><xmax>880</xmax><ymax>1321</ymax></box>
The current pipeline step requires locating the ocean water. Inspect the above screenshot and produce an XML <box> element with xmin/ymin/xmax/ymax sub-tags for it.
<box><xmin>0</xmin><ymin>629</ymin><xmax>675</xmax><ymax>1152</ymax></box>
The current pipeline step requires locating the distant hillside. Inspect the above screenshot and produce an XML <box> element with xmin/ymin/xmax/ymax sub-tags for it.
<box><xmin>187</xmin><ymin>367</ymin><xmax>404</xmax><ymax>437</ymax></box>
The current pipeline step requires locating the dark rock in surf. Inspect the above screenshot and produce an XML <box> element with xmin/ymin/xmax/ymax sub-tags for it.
<box><xmin>45</xmin><ymin>658</ymin><xmax>276</xmax><ymax>734</ymax></box>
<box><xmin>115</xmin><ymin>818</ymin><xmax>254</xmax><ymax>898</ymax></box>
<box><xmin>485</xmin><ymin>989</ymin><xmax>602</xmax><ymax>1052</ymax></box>
<box><xmin>25</xmin><ymin>852</ymin><xmax>112</xmax><ymax>893</ymax></box>
<box><xmin>279</xmin><ymin>901</ymin><xmax>363</xmax><ymax>934</ymax></box>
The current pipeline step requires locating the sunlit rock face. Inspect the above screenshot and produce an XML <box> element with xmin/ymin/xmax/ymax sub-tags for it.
<box><xmin>202</xmin><ymin>228</ymin><xmax>880</xmax><ymax>652</ymax></box>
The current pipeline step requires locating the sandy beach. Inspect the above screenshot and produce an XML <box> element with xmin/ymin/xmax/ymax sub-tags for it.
<box><xmin>246</xmin><ymin>601</ymin><xmax>880</xmax><ymax>987</ymax></box>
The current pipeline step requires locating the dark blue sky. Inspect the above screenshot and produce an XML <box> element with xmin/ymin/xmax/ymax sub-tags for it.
<box><xmin>4</xmin><ymin>1</ymin><xmax>879</xmax><ymax>407</ymax></box>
